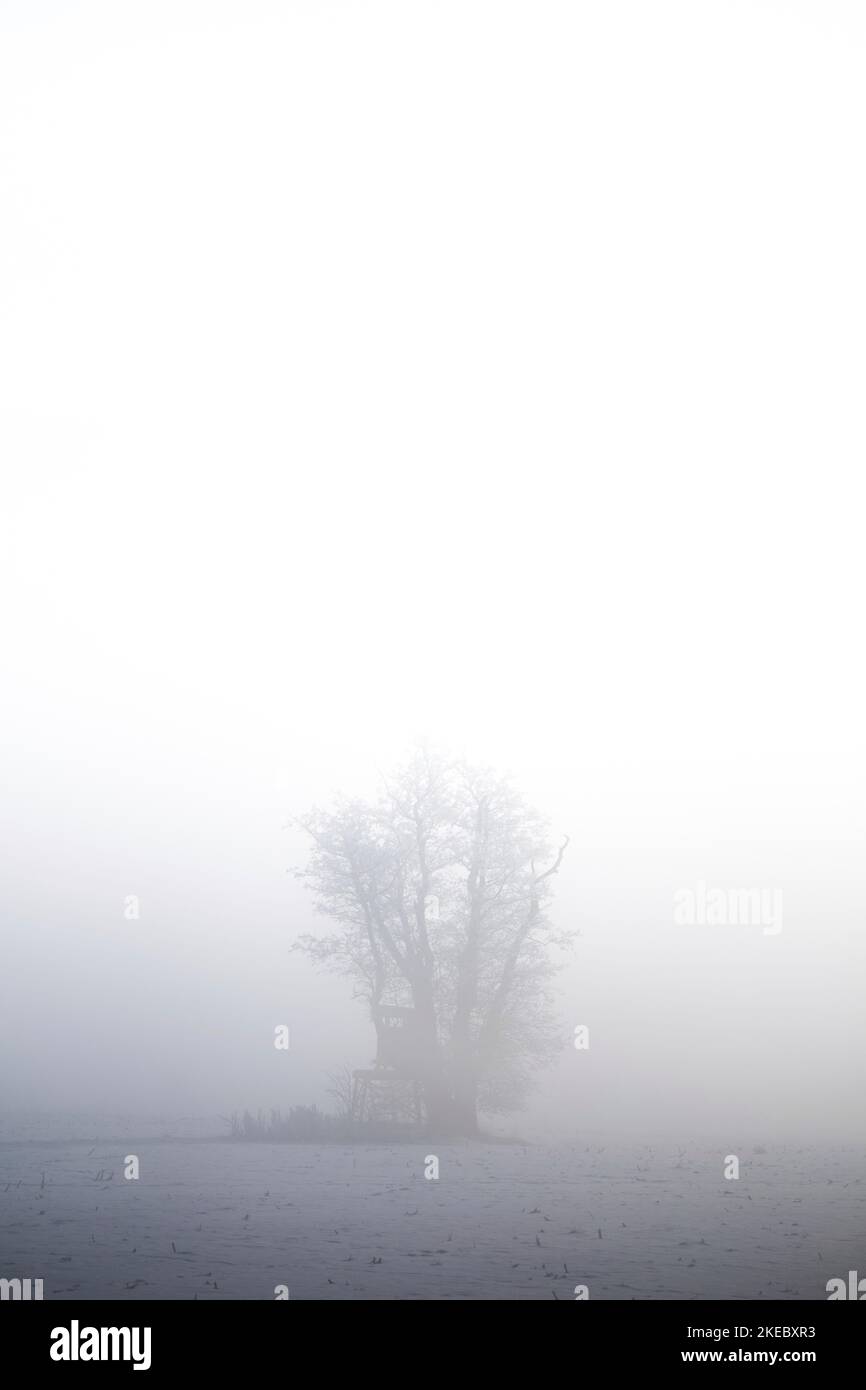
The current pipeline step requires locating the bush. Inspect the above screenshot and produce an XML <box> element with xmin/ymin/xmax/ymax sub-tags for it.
<box><xmin>224</xmin><ymin>1102</ymin><xmax>424</xmax><ymax>1142</ymax></box>
<box><xmin>224</xmin><ymin>1106</ymin><xmax>351</xmax><ymax>1141</ymax></box>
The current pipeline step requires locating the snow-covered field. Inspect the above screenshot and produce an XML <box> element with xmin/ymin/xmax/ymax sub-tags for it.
<box><xmin>1</xmin><ymin>1133</ymin><xmax>863</xmax><ymax>1300</ymax></box>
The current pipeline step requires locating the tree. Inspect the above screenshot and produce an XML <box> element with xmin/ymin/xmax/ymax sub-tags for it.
<box><xmin>293</xmin><ymin>747</ymin><xmax>570</xmax><ymax>1135</ymax></box>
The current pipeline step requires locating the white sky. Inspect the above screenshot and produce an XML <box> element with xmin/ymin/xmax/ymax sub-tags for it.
<box><xmin>1</xmin><ymin>1</ymin><xmax>864</xmax><ymax>1140</ymax></box>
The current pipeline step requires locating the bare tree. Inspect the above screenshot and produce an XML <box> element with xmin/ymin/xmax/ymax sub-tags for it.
<box><xmin>325</xmin><ymin>1064</ymin><xmax>356</xmax><ymax>1122</ymax></box>
<box><xmin>294</xmin><ymin>748</ymin><xmax>570</xmax><ymax>1135</ymax></box>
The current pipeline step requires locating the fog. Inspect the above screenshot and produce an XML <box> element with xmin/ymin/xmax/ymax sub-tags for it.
<box><xmin>2</xmin><ymin>0</ymin><xmax>864</xmax><ymax>1155</ymax></box>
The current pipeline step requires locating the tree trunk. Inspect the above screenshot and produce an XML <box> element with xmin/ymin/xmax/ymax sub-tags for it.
<box><xmin>411</xmin><ymin>975</ymin><xmax>455</xmax><ymax>1135</ymax></box>
<box><xmin>449</xmin><ymin>1066</ymin><xmax>479</xmax><ymax>1135</ymax></box>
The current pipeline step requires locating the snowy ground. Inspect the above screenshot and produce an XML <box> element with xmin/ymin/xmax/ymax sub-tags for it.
<box><xmin>1</xmin><ymin>1132</ymin><xmax>863</xmax><ymax>1300</ymax></box>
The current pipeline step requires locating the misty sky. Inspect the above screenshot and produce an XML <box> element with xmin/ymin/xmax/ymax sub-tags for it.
<box><xmin>1</xmin><ymin>1</ymin><xmax>864</xmax><ymax>1142</ymax></box>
